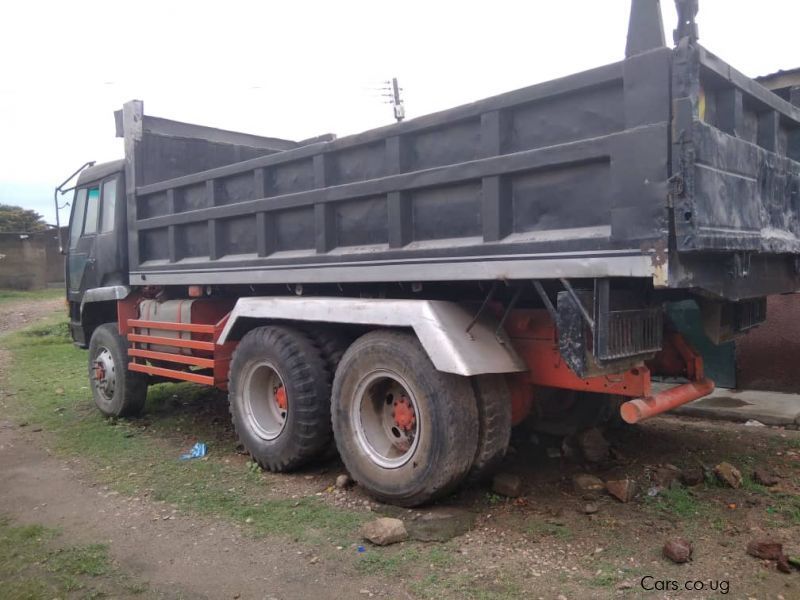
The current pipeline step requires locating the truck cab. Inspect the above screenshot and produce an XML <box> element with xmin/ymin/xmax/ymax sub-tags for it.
<box><xmin>66</xmin><ymin>159</ymin><xmax>128</xmax><ymax>346</ymax></box>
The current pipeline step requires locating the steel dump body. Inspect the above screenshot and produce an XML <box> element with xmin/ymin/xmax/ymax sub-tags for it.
<box><xmin>120</xmin><ymin>45</ymin><xmax>800</xmax><ymax>300</ymax></box>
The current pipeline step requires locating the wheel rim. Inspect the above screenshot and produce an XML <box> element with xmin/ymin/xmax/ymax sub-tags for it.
<box><xmin>93</xmin><ymin>347</ymin><xmax>116</xmax><ymax>401</ymax></box>
<box><xmin>242</xmin><ymin>360</ymin><xmax>288</xmax><ymax>440</ymax></box>
<box><xmin>351</xmin><ymin>369</ymin><xmax>421</xmax><ymax>469</ymax></box>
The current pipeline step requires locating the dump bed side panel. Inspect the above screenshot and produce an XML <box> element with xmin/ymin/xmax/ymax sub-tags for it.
<box><xmin>123</xmin><ymin>49</ymin><xmax>673</xmax><ymax>287</ymax></box>
<box><xmin>672</xmin><ymin>45</ymin><xmax>800</xmax><ymax>254</ymax></box>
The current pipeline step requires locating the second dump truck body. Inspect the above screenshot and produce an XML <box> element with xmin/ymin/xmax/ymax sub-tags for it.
<box><xmin>61</xmin><ymin>0</ymin><xmax>800</xmax><ymax>506</ymax></box>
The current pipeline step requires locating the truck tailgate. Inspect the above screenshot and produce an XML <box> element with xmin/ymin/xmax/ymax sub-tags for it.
<box><xmin>672</xmin><ymin>45</ymin><xmax>800</xmax><ymax>254</ymax></box>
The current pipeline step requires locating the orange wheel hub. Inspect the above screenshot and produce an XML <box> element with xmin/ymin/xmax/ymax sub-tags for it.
<box><xmin>392</xmin><ymin>395</ymin><xmax>416</xmax><ymax>431</ymax></box>
<box><xmin>274</xmin><ymin>385</ymin><xmax>288</xmax><ymax>411</ymax></box>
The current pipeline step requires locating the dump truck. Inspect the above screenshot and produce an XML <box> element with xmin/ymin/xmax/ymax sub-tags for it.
<box><xmin>56</xmin><ymin>0</ymin><xmax>800</xmax><ymax>506</ymax></box>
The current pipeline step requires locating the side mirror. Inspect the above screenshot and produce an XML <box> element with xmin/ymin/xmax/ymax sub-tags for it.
<box><xmin>54</xmin><ymin>161</ymin><xmax>95</xmax><ymax>254</ymax></box>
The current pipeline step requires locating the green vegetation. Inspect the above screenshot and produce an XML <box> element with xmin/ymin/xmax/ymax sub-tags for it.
<box><xmin>0</xmin><ymin>204</ymin><xmax>48</xmax><ymax>232</ymax></box>
<box><xmin>0</xmin><ymin>287</ymin><xmax>64</xmax><ymax>304</ymax></box>
<box><xmin>2</xmin><ymin>316</ymin><xmax>365</xmax><ymax>545</ymax></box>
<box><xmin>643</xmin><ymin>485</ymin><xmax>709</xmax><ymax>520</ymax></box>
<box><xmin>409</xmin><ymin>572</ymin><xmax>522</xmax><ymax>600</ymax></box>
<box><xmin>0</xmin><ymin>516</ymin><xmax>146</xmax><ymax>598</ymax></box>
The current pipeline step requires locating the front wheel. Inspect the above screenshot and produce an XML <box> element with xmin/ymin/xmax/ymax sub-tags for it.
<box><xmin>332</xmin><ymin>330</ymin><xmax>478</xmax><ymax>507</ymax></box>
<box><xmin>88</xmin><ymin>323</ymin><xmax>148</xmax><ymax>417</ymax></box>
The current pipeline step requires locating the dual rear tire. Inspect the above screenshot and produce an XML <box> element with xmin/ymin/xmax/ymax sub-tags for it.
<box><xmin>228</xmin><ymin>326</ymin><xmax>512</xmax><ymax>506</ymax></box>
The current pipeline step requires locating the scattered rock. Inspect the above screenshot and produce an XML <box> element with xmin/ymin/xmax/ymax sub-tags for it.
<box><xmin>746</xmin><ymin>539</ymin><xmax>784</xmax><ymax>561</ymax></box>
<box><xmin>663</xmin><ymin>538</ymin><xmax>693</xmax><ymax>563</ymax></box>
<box><xmin>576</xmin><ymin>427</ymin><xmax>610</xmax><ymax>463</ymax></box>
<box><xmin>572</xmin><ymin>474</ymin><xmax>605</xmax><ymax>498</ymax></box>
<box><xmin>335</xmin><ymin>474</ymin><xmax>353</xmax><ymax>489</ymax></box>
<box><xmin>492</xmin><ymin>472</ymin><xmax>522</xmax><ymax>498</ymax></box>
<box><xmin>406</xmin><ymin>510</ymin><xmax>474</xmax><ymax>542</ymax></box>
<box><xmin>680</xmin><ymin>467</ymin><xmax>705</xmax><ymax>487</ymax></box>
<box><xmin>361</xmin><ymin>517</ymin><xmax>408</xmax><ymax>546</ymax></box>
<box><xmin>606</xmin><ymin>478</ymin><xmax>636</xmax><ymax>503</ymax></box>
<box><xmin>714</xmin><ymin>462</ymin><xmax>742</xmax><ymax>489</ymax></box>
<box><xmin>654</xmin><ymin>465</ymin><xmax>681</xmax><ymax>489</ymax></box>
<box><xmin>616</xmin><ymin>581</ymin><xmax>634</xmax><ymax>590</ymax></box>
<box><xmin>582</xmin><ymin>502</ymin><xmax>599</xmax><ymax>515</ymax></box>
<box><xmin>777</xmin><ymin>555</ymin><xmax>792</xmax><ymax>574</ymax></box>
<box><xmin>752</xmin><ymin>466</ymin><xmax>779</xmax><ymax>487</ymax></box>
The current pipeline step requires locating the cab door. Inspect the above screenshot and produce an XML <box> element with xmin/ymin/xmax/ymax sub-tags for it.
<box><xmin>66</xmin><ymin>185</ymin><xmax>100</xmax><ymax>299</ymax></box>
<box><xmin>67</xmin><ymin>174</ymin><xmax>125</xmax><ymax>301</ymax></box>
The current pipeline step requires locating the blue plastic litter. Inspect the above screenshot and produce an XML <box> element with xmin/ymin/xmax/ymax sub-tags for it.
<box><xmin>180</xmin><ymin>442</ymin><xmax>208</xmax><ymax>461</ymax></box>
<box><xmin>357</xmin><ymin>545</ymin><xmax>366</xmax><ymax>553</ymax></box>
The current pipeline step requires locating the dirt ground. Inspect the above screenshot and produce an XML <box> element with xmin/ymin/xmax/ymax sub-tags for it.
<box><xmin>0</xmin><ymin>296</ymin><xmax>63</xmax><ymax>335</ymax></box>
<box><xmin>1</xmin><ymin>298</ymin><xmax>800</xmax><ymax>599</ymax></box>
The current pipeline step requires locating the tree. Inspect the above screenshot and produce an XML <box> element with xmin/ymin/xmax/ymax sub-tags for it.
<box><xmin>0</xmin><ymin>204</ymin><xmax>49</xmax><ymax>233</ymax></box>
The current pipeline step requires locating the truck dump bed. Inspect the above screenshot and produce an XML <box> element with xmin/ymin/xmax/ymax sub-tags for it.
<box><xmin>119</xmin><ymin>13</ymin><xmax>800</xmax><ymax>301</ymax></box>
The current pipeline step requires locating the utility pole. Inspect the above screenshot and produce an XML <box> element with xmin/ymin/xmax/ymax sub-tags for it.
<box><xmin>391</xmin><ymin>78</ymin><xmax>405</xmax><ymax>122</ymax></box>
<box><xmin>380</xmin><ymin>77</ymin><xmax>405</xmax><ymax>122</ymax></box>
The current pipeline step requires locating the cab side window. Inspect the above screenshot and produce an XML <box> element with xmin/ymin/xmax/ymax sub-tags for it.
<box><xmin>100</xmin><ymin>178</ymin><xmax>117</xmax><ymax>233</ymax></box>
<box><xmin>69</xmin><ymin>188</ymin><xmax>88</xmax><ymax>249</ymax></box>
<box><xmin>83</xmin><ymin>187</ymin><xmax>100</xmax><ymax>235</ymax></box>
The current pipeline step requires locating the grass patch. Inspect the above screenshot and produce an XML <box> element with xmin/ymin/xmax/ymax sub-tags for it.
<box><xmin>1</xmin><ymin>317</ymin><xmax>367</xmax><ymax>547</ymax></box>
<box><xmin>765</xmin><ymin>493</ymin><xmax>800</xmax><ymax>527</ymax></box>
<box><xmin>643</xmin><ymin>485</ymin><xmax>710</xmax><ymax>520</ymax></box>
<box><xmin>409</xmin><ymin>572</ymin><xmax>522</xmax><ymax>600</ymax></box>
<box><xmin>0</xmin><ymin>515</ymin><xmax>145</xmax><ymax>598</ymax></box>
<box><xmin>525</xmin><ymin>518</ymin><xmax>573</xmax><ymax>541</ymax></box>
<box><xmin>0</xmin><ymin>287</ymin><xmax>63</xmax><ymax>304</ymax></box>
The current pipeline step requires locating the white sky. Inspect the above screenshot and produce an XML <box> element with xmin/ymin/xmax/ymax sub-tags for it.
<box><xmin>1</xmin><ymin>0</ymin><xmax>798</xmax><ymax>224</ymax></box>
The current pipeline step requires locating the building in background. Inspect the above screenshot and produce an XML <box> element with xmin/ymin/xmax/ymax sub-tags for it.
<box><xmin>0</xmin><ymin>228</ymin><xmax>66</xmax><ymax>290</ymax></box>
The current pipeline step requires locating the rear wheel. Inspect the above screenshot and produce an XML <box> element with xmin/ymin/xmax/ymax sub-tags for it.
<box><xmin>88</xmin><ymin>323</ymin><xmax>148</xmax><ymax>417</ymax></box>
<box><xmin>332</xmin><ymin>330</ymin><xmax>478</xmax><ymax>507</ymax></box>
<box><xmin>228</xmin><ymin>326</ymin><xmax>331</xmax><ymax>471</ymax></box>
<box><xmin>467</xmin><ymin>375</ymin><xmax>512</xmax><ymax>483</ymax></box>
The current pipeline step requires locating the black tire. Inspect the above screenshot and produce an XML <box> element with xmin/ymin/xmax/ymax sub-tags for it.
<box><xmin>331</xmin><ymin>330</ymin><xmax>478</xmax><ymax>507</ymax></box>
<box><xmin>88</xmin><ymin>323</ymin><xmax>148</xmax><ymax>418</ymax></box>
<box><xmin>228</xmin><ymin>325</ymin><xmax>332</xmax><ymax>471</ymax></box>
<box><xmin>466</xmin><ymin>374</ymin><xmax>512</xmax><ymax>483</ymax></box>
<box><xmin>302</xmin><ymin>325</ymin><xmax>352</xmax><ymax>374</ymax></box>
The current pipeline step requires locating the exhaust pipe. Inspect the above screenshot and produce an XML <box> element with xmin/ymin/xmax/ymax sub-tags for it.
<box><xmin>620</xmin><ymin>378</ymin><xmax>715</xmax><ymax>424</ymax></box>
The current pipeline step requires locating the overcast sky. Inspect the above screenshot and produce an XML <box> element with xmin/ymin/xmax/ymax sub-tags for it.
<box><xmin>1</xmin><ymin>0</ymin><xmax>797</xmax><ymax>225</ymax></box>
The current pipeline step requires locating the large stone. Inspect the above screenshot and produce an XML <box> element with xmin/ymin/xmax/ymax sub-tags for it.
<box><xmin>746</xmin><ymin>539</ymin><xmax>784</xmax><ymax>561</ymax></box>
<box><xmin>361</xmin><ymin>518</ymin><xmax>408</xmax><ymax>546</ymax></box>
<box><xmin>654</xmin><ymin>465</ymin><xmax>681</xmax><ymax>489</ymax></box>
<box><xmin>406</xmin><ymin>510</ymin><xmax>475</xmax><ymax>542</ymax></box>
<box><xmin>680</xmin><ymin>467</ymin><xmax>705</xmax><ymax>487</ymax></box>
<box><xmin>714</xmin><ymin>462</ymin><xmax>742</xmax><ymax>489</ymax></box>
<box><xmin>663</xmin><ymin>538</ymin><xmax>693</xmax><ymax>563</ymax></box>
<box><xmin>335</xmin><ymin>474</ymin><xmax>353</xmax><ymax>489</ymax></box>
<box><xmin>573</xmin><ymin>474</ymin><xmax>605</xmax><ymax>498</ymax></box>
<box><xmin>606</xmin><ymin>478</ymin><xmax>637</xmax><ymax>503</ymax></box>
<box><xmin>752</xmin><ymin>466</ymin><xmax>779</xmax><ymax>487</ymax></box>
<box><xmin>576</xmin><ymin>428</ymin><xmax>610</xmax><ymax>463</ymax></box>
<box><xmin>492</xmin><ymin>472</ymin><xmax>522</xmax><ymax>498</ymax></box>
